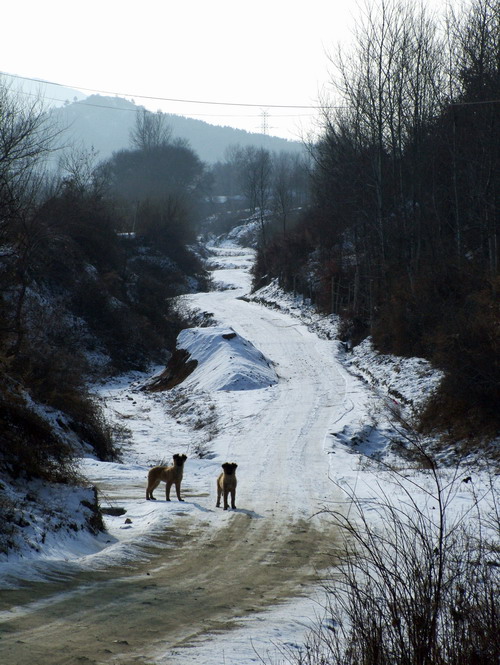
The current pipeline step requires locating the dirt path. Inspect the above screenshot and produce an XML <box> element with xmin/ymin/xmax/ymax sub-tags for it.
<box><xmin>0</xmin><ymin>507</ymin><xmax>339</xmax><ymax>664</ymax></box>
<box><xmin>0</xmin><ymin>246</ymin><xmax>346</xmax><ymax>663</ymax></box>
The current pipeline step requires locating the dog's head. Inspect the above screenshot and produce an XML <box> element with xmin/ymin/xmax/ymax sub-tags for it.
<box><xmin>173</xmin><ymin>453</ymin><xmax>187</xmax><ymax>466</ymax></box>
<box><xmin>222</xmin><ymin>462</ymin><xmax>238</xmax><ymax>475</ymax></box>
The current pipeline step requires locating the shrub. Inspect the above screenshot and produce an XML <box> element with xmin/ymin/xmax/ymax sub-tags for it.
<box><xmin>276</xmin><ymin>443</ymin><xmax>499</xmax><ymax>665</ymax></box>
<box><xmin>9</xmin><ymin>345</ymin><xmax>118</xmax><ymax>462</ymax></box>
<box><xmin>0</xmin><ymin>382</ymin><xmax>76</xmax><ymax>483</ymax></box>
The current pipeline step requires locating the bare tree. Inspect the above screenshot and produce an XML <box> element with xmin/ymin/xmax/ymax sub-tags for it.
<box><xmin>234</xmin><ymin>146</ymin><xmax>273</xmax><ymax>243</ymax></box>
<box><xmin>328</xmin><ymin>0</ymin><xmax>444</xmax><ymax>273</ymax></box>
<box><xmin>254</xmin><ymin>148</ymin><xmax>272</xmax><ymax>245</ymax></box>
<box><xmin>58</xmin><ymin>145</ymin><xmax>108</xmax><ymax>197</ymax></box>
<box><xmin>447</xmin><ymin>0</ymin><xmax>499</xmax><ymax>274</ymax></box>
<box><xmin>0</xmin><ymin>77</ymin><xmax>59</xmax><ymax>238</ymax></box>
<box><xmin>272</xmin><ymin>152</ymin><xmax>302</xmax><ymax>237</ymax></box>
<box><xmin>129</xmin><ymin>108</ymin><xmax>173</xmax><ymax>151</ymax></box>
<box><xmin>0</xmin><ymin>78</ymin><xmax>61</xmax><ymax>355</ymax></box>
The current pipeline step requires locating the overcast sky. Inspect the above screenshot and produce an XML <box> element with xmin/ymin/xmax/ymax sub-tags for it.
<box><xmin>3</xmin><ymin>0</ymin><xmax>449</xmax><ymax>141</ymax></box>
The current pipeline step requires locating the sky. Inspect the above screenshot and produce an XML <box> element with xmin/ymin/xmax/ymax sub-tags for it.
<box><xmin>3</xmin><ymin>0</ymin><xmax>450</xmax><ymax>141</ymax></box>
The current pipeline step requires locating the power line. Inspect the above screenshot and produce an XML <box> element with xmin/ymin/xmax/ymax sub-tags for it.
<box><xmin>15</xmin><ymin>88</ymin><xmax>318</xmax><ymax>119</ymax></box>
<box><xmin>449</xmin><ymin>98</ymin><xmax>500</xmax><ymax>106</ymax></box>
<box><xmin>3</xmin><ymin>71</ymin><xmax>497</xmax><ymax>121</ymax></box>
<box><xmin>0</xmin><ymin>71</ymin><xmax>332</xmax><ymax>110</ymax></box>
<box><xmin>9</xmin><ymin>86</ymin><xmax>318</xmax><ymax>122</ymax></box>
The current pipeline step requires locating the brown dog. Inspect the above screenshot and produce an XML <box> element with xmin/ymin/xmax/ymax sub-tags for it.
<box><xmin>146</xmin><ymin>454</ymin><xmax>187</xmax><ymax>501</ymax></box>
<box><xmin>216</xmin><ymin>462</ymin><xmax>238</xmax><ymax>510</ymax></box>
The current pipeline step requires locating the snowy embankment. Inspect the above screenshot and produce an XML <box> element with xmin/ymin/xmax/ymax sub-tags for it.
<box><xmin>251</xmin><ymin>277</ymin><xmax>444</xmax><ymax>413</ymax></box>
<box><xmin>1</xmin><ymin>241</ymin><xmax>497</xmax><ymax>665</ymax></box>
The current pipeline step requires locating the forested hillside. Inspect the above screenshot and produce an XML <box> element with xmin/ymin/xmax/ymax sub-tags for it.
<box><xmin>47</xmin><ymin>94</ymin><xmax>304</xmax><ymax>164</ymax></box>
<box><xmin>253</xmin><ymin>0</ymin><xmax>499</xmax><ymax>442</ymax></box>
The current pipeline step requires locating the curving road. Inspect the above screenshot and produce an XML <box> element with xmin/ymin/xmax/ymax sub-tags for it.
<box><xmin>0</xmin><ymin>245</ymin><xmax>349</xmax><ymax>664</ymax></box>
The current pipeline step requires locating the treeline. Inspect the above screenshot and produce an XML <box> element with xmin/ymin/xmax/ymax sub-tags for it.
<box><xmin>254</xmin><ymin>0</ymin><xmax>499</xmax><ymax>440</ymax></box>
<box><xmin>203</xmin><ymin>145</ymin><xmax>310</xmax><ymax>239</ymax></box>
<box><xmin>0</xmin><ymin>92</ymin><xmax>208</xmax><ymax>489</ymax></box>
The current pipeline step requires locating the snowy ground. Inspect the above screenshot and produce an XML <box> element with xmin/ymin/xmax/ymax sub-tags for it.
<box><xmin>1</xmin><ymin>241</ymin><xmax>497</xmax><ymax>665</ymax></box>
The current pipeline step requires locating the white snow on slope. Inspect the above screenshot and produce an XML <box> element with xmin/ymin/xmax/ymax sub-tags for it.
<box><xmin>177</xmin><ymin>325</ymin><xmax>278</xmax><ymax>391</ymax></box>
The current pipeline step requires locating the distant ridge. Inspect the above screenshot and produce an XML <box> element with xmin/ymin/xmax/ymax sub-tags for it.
<box><xmin>1</xmin><ymin>71</ymin><xmax>87</xmax><ymax>106</ymax></box>
<box><xmin>48</xmin><ymin>94</ymin><xmax>305</xmax><ymax>163</ymax></box>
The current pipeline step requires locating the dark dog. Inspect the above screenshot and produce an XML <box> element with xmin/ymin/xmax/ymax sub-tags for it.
<box><xmin>216</xmin><ymin>462</ymin><xmax>238</xmax><ymax>510</ymax></box>
<box><xmin>146</xmin><ymin>454</ymin><xmax>187</xmax><ymax>501</ymax></box>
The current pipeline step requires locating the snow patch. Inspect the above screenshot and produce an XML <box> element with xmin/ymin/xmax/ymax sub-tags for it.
<box><xmin>177</xmin><ymin>326</ymin><xmax>278</xmax><ymax>391</ymax></box>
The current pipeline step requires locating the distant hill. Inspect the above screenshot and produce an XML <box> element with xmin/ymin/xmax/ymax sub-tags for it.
<box><xmin>1</xmin><ymin>71</ymin><xmax>87</xmax><ymax>106</ymax></box>
<box><xmin>48</xmin><ymin>95</ymin><xmax>305</xmax><ymax>164</ymax></box>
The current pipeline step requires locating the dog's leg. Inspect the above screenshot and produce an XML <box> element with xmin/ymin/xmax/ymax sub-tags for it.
<box><xmin>165</xmin><ymin>480</ymin><xmax>172</xmax><ymax>501</ymax></box>
<box><xmin>175</xmin><ymin>480</ymin><xmax>184</xmax><ymax>501</ymax></box>
<box><xmin>146</xmin><ymin>480</ymin><xmax>159</xmax><ymax>500</ymax></box>
<box><xmin>216</xmin><ymin>478</ymin><xmax>222</xmax><ymax>507</ymax></box>
<box><xmin>230</xmin><ymin>488</ymin><xmax>236</xmax><ymax>510</ymax></box>
<box><xmin>223</xmin><ymin>488</ymin><xmax>229</xmax><ymax>510</ymax></box>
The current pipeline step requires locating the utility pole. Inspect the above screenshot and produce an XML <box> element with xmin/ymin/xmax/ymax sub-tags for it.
<box><xmin>260</xmin><ymin>108</ymin><xmax>269</xmax><ymax>136</ymax></box>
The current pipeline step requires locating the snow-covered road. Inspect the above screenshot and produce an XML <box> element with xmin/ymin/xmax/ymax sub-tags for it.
<box><xmin>185</xmin><ymin>249</ymin><xmax>349</xmax><ymax>521</ymax></box>
<box><xmin>0</xmin><ymin>243</ymin><xmax>371</xmax><ymax>665</ymax></box>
